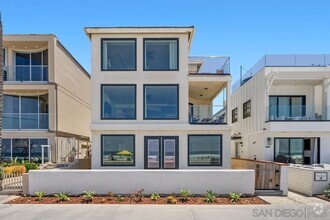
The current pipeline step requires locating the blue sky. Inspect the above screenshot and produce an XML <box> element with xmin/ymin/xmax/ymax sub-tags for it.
<box><xmin>2</xmin><ymin>0</ymin><xmax>330</xmax><ymax>83</ymax></box>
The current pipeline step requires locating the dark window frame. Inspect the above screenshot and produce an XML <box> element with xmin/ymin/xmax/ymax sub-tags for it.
<box><xmin>143</xmin><ymin>84</ymin><xmax>179</xmax><ymax>120</ymax></box>
<box><xmin>101</xmin><ymin>134</ymin><xmax>136</xmax><ymax>167</ymax></box>
<box><xmin>101</xmin><ymin>38</ymin><xmax>137</xmax><ymax>71</ymax></box>
<box><xmin>269</xmin><ymin>95</ymin><xmax>306</xmax><ymax>119</ymax></box>
<box><xmin>100</xmin><ymin>84</ymin><xmax>137</xmax><ymax>120</ymax></box>
<box><xmin>143</xmin><ymin>38</ymin><xmax>179</xmax><ymax>71</ymax></box>
<box><xmin>188</xmin><ymin>134</ymin><xmax>222</xmax><ymax>167</ymax></box>
<box><xmin>232</xmin><ymin>107</ymin><xmax>238</xmax><ymax>123</ymax></box>
<box><xmin>273</xmin><ymin>137</ymin><xmax>305</xmax><ymax>163</ymax></box>
<box><xmin>243</xmin><ymin>100</ymin><xmax>251</xmax><ymax>119</ymax></box>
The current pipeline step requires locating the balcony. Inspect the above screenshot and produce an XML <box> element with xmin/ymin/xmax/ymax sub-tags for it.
<box><xmin>189</xmin><ymin>105</ymin><xmax>226</xmax><ymax>124</ymax></box>
<box><xmin>188</xmin><ymin>56</ymin><xmax>230</xmax><ymax>75</ymax></box>
<box><xmin>267</xmin><ymin>105</ymin><xmax>326</xmax><ymax>121</ymax></box>
<box><xmin>3</xmin><ymin>113</ymin><xmax>49</xmax><ymax>130</ymax></box>
<box><xmin>4</xmin><ymin>65</ymin><xmax>48</xmax><ymax>82</ymax></box>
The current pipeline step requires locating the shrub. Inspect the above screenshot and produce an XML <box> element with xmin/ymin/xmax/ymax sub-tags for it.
<box><xmin>205</xmin><ymin>190</ymin><xmax>217</xmax><ymax>203</ymax></box>
<box><xmin>22</xmin><ymin>161</ymin><xmax>39</xmax><ymax>172</ymax></box>
<box><xmin>179</xmin><ymin>189</ymin><xmax>191</xmax><ymax>202</ymax></box>
<box><xmin>35</xmin><ymin>191</ymin><xmax>45</xmax><ymax>201</ymax></box>
<box><xmin>83</xmin><ymin>190</ymin><xmax>95</xmax><ymax>203</ymax></box>
<box><xmin>116</xmin><ymin>195</ymin><xmax>124</xmax><ymax>202</ymax></box>
<box><xmin>130</xmin><ymin>188</ymin><xmax>144</xmax><ymax>203</ymax></box>
<box><xmin>3</xmin><ymin>165</ymin><xmax>27</xmax><ymax>174</ymax></box>
<box><xmin>166</xmin><ymin>196</ymin><xmax>177</xmax><ymax>204</ymax></box>
<box><xmin>324</xmin><ymin>184</ymin><xmax>330</xmax><ymax>199</ymax></box>
<box><xmin>54</xmin><ymin>192</ymin><xmax>70</xmax><ymax>202</ymax></box>
<box><xmin>229</xmin><ymin>192</ymin><xmax>241</xmax><ymax>203</ymax></box>
<box><xmin>150</xmin><ymin>193</ymin><xmax>160</xmax><ymax>201</ymax></box>
<box><xmin>107</xmin><ymin>192</ymin><xmax>114</xmax><ymax>197</ymax></box>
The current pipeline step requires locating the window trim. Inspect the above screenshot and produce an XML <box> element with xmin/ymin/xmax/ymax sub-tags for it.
<box><xmin>143</xmin><ymin>38</ymin><xmax>179</xmax><ymax>71</ymax></box>
<box><xmin>232</xmin><ymin>107</ymin><xmax>238</xmax><ymax>123</ymax></box>
<box><xmin>100</xmin><ymin>84</ymin><xmax>137</xmax><ymax>120</ymax></box>
<box><xmin>243</xmin><ymin>100</ymin><xmax>251</xmax><ymax>119</ymax></box>
<box><xmin>100</xmin><ymin>38</ymin><xmax>137</xmax><ymax>71</ymax></box>
<box><xmin>187</xmin><ymin>134</ymin><xmax>222</xmax><ymax>167</ymax></box>
<box><xmin>273</xmin><ymin>137</ymin><xmax>305</xmax><ymax>163</ymax></box>
<box><xmin>101</xmin><ymin>134</ymin><xmax>136</xmax><ymax>167</ymax></box>
<box><xmin>143</xmin><ymin>84</ymin><xmax>179</xmax><ymax>120</ymax></box>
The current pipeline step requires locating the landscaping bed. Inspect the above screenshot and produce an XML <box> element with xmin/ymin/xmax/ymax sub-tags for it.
<box><xmin>7</xmin><ymin>194</ymin><xmax>268</xmax><ymax>205</ymax></box>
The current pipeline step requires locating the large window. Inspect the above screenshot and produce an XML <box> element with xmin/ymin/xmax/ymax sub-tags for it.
<box><xmin>275</xmin><ymin>138</ymin><xmax>304</xmax><ymax>164</ymax></box>
<box><xmin>269</xmin><ymin>96</ymin><xmax>306</xmax><ymax>120</ymax></box>
<box><xmin>3</xmin><ymin>94</ymin><xmax>48</xmax><ymax>129</ymax></box>
<box><xmin>243</xmin><ymin>100</ymin><xmax>251</xmax><ymax>119</ymax></box>
<box><xmin>101</xmin><ymin>135</ymin><xmax>135</xmax><ymax>166</ymax></box>
<box><xmin>101</xmin><ymin>39</ymin><xmax>136</xmax><ymax>71</ymax></box>
<box><xmin>144</xmin><ymin>85</ymin><xmax>179</xmax><ymax>119</ymax></box>
<box><xmin>188</xmin><ymin>135</ymin><xmax>222</xmax><ymax>166</ymax></box>
<box><xmin>144</xmin><ymin>39</ymin><xmax>178</xmax><ymax>70</ymax></box>
<box><xmin>14</xmin><ymin>50</ymin><xmax>48</xmax><ymax>81</ymax></box>
<box><xmin>232</xmin><ymin>107</ymin><xmax>238</xmax><ymax>123</ymax></box>
<box><xmin>101</xmin><ymin>85</ymin><xmax>136</xmax><ymax>119</ymax></box>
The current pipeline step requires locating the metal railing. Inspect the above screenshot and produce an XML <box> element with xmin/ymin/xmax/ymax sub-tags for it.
<box><xmin>189</xmin><ymin>105</ymin><xmax>227</xmax><ymax>124</ymax></box>
<box><xmin>3</xmin><ymin>113</ymin><xmax>49</xmax><ymax>129</ymax></box>
<box><xmin>4</xmin><ymin>65</ymin><xmax>48</xmax><ymax>82</ymax></box>
<box><xmin>267</xmin><ymin>105</ymin><xmax>326</xmax><ymax>121</ymax></box>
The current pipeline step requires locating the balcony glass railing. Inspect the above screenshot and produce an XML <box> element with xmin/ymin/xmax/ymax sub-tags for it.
<box><xmin>267</xmin><ymin>105</ymin><xmax>325</xmax><ymax>121</ymax></box>
<box><xmin>189</xmin><ymin>56</ymin><xmax>230</xmax><ymax>75</ymax></box>
<box><xmin>4</xmin><ymin>65</ymin><xmax>48</xmax><ymax>82</ymax></box>
<box><xmin>189</xmin><ymin>105</ymin><xmax>226</xmax><ymax>124</ymax></box>
<box><xmin>3</xmin><ymin>113</ymin><xmax>49</xmax><ymax>129</ymax></box>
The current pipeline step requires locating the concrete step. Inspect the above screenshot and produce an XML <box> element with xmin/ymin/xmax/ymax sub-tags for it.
<box><xmin>0</xmin><ymin>189</ymin><xmax>22</xmax><ymax>196</ymax></box>
<box><xmin>255</xmin><ymin>190</ymin><xmax>284</xmax><ymax>196</ymax></box>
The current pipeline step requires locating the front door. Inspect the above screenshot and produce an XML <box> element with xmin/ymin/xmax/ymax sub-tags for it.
<box><xmin>144</xmin><ymin>136</ymin><xmax>179</xmax><ymax>169</ymax></box>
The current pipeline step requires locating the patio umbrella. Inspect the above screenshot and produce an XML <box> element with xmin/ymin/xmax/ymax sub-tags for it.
<box><xmin>116</xmin><ymin>150</ymin><xmax>133</xmax><ymax>156</ymax></box>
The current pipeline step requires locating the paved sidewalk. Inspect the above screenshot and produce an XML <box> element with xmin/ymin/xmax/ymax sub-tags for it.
<box><xmin>0</xmin><ymin>196</ymin><xmax>19</xmax><ymax>204</ymax></box>
<box><xmin>260</xmin><ymin>191</ymin><xmax>329</xmax><ymax>205</ymax></box>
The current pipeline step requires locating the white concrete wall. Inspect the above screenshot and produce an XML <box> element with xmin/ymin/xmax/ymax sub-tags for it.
<box><xmin>28</xmin><ymin>169</ymin><xmax>255</xmax><ymax>195</ymax></box>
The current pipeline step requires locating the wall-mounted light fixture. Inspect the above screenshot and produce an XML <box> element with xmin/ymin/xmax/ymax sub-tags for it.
<box><xmin>267</xmin><ymin>137</ymin><xmax>272</xmax><ymax>145</ymax></box>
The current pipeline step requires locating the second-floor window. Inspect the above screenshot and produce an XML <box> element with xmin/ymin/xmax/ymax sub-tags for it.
<box><xmin>101</xmin><ymin>85</ymin><xmax>136</xmax><ymax>119</ymax></box>
<box><xmin>144</xmin><ymin>85</ymin><xmax>179</xmax><ymax>119</ymax></box>
<box><xmin>232</xmin><ymin>107</ymin><xmax>238</xmax><ymax>123</ymax></box>
<box><xmin>243</xmin><ymin>100</ymin><xmax>251</xmax><ymax>119</ymax></box>
<box><xmin>101</xmin><ymin>39</ymin><xmax>136</xmax><ymax>71</ymax></box>
<box><xmin>14</xmin><ymin>50</ymin><xmax>48</xmax><ymax>81</ymax></box>
<box><xmin>144</xmin><ymin>39</ymin><xmax>178</xmax><ymax>71</ymax></box>
<box><xmin>269</xmin><ymin>96</ymin><xmax>306</xmax><ymax>120</ymax></box>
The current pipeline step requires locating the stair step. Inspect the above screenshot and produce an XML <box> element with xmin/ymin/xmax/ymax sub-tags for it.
<box><xmin>255</xmin><ymin>190</ymin><xmax>284</xmax><ymax>196</ymax></box>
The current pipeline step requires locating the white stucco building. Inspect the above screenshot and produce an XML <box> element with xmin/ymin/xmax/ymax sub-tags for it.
<box><xmin>231</xmin><ymin>54</ymin><xmax>330</xmax><ymax>164</ymax></box>
<box><xmin>85</xmin><ymin>26</ymin><xmax>232</xmax><ymax>169</ymax></box>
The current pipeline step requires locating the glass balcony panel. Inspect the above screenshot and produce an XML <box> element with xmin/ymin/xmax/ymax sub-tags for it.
<box><xmin>4</xmin><ymin>65</ymin><xmax>48</xmax><ymax>82</ymax></box>
<box><xmin>21</xmin><ymin>113</ymin><xmax>38</xmax><ymax>129</ymax></box>
<box><xmin>2</xmin><ymin>113</ymin><xmax>19</xmax><ymax>129</ymax></box>
<box><xmin>189</xmin><ymin>105</ymin><xmax>226</xmax><ymax>124</ymax></box>
<box><xmin>267</xmin><ymin>105</ymin><xmax>324</xmax><ymax>121</ymax></box>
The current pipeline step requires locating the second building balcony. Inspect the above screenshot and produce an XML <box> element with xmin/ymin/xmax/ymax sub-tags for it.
<box><xmin>189</xmin><ymin>105</ymin><xmax>227</xmax><ymax>124</ymax></box>
<box><xmin>4</xmin><ymin>65</ymin><xmax>48</xmax><ymax>82</ymax></box>
<box><xmin>3</xmin><ymin>113</ymin><xmax>49</xmax><ymax>130</ymax></box>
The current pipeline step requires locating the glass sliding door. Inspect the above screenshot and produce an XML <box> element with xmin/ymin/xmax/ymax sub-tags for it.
<box><xmin>12</xmin><ymin>138</ymin><xmax>30</xmax><ymax>161</ymax></box>
<box><xmin>144</xmin><ymin>136</ymin><xmax>178</xmax><ymax>169</ymax></box>
<box><xmin>30</xmin><ymin>139</ymin><xmax>49</xmax><ymax>163</ymax></box>
<box><xmin>274</xmin><ymin>138</ymin><xmax>304</xmax><ymax>164</ymax></box>
<box><xmin>269</xmin><ymin>96</ymin><xmax>306</xmax><ymax>120</ymax></box>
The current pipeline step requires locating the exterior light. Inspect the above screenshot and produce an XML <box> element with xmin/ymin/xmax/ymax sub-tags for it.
<box><xmin>267</xmin><ymin>137</ymin><xmax>272</xmax><ymax>145</ymax></box>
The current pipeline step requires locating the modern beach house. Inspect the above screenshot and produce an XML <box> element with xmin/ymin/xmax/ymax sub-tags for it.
<box><xmin>85</xmin><ymin>26</ymin><xmax>232</xmax><ymax>169</ymax></box>
<box><xmin>1</xmin><ymin>34</ymin><xmax>91</xmax><ymax>164</ymax></box>
<box><xmin>231</xmin><ymin>54</ymin><xmax>330</xmax><ymax>165</ymax></box>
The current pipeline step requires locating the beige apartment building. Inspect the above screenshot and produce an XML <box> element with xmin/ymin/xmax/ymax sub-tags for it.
<box><xmin>85</xmin><ymin>27</ymin><xmax>232</xmax><ymax>169</ymax></box>
<box><xmin>2</xmin><ymin>34</ymin><xmax>91</xmax><ymax>164</ymax></box>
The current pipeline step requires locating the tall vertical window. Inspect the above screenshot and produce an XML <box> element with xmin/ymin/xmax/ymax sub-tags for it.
<box><xmin>14</xmin><ymin>50</ymin><xmax>48</xmax><ymax>81</ymax></box>
<box><xmin>275</xmin><ymin>138</ymin><xmax>304</xmax><ymax>164</ymax></box>
<box><xmin>188</xmin><ymin>135</ymin><xmax>222</xmax><ymax>166</ymax></box>
<box><xmin>232</xmin><ymin>107</ymin><xmax>238</xmax><ymax>123</ymax></box>
<box><xmin>101</xmin><ymin>135</ymin><xmax>135</xmax><ymax>166</ymax></box>
<box><xmin>101</xmin><ymin>39</ymin><xmax>136</xmax><ymax>71</ymax></box>
<box><xmin>144</xmin><ymin>85</ymin><xmax>179</xmax><ymax>119</ymax></box>
<box><xmin>144</xmin><ymin>39</ymin><xmax>178</xmax><ymax>70</ymax></box>
<box><xmin>243</xmin><ymin>100</ymin><xmax>251</xmax><ymax>119</ymax></box>
<box><xmin>101</xmin><ymin>85</ymin><xmax>136</xmax><ymax>119</ymax></box>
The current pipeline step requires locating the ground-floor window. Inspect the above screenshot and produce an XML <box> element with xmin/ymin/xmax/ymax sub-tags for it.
<box><xmin>188</xmin><ymin>135</ymin><xmax>222</xmax><ymax>166</ymax></box>
<box><xmin>0</xmin><ymin>138</ymin><xmax>49</xmax><ymax>163</ymax></box>
<box><xmin>101</xmin><ymin>135</ymin><xmax>135</xmax><ymax>166</ymax></box>
<box><xmin>274</xmin><ymin>138</ymin><xmax>304</xmax><ymax>164</ymax></box>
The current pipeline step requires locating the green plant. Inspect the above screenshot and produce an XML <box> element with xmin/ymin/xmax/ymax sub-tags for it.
<box><xmin>150</xmin><ymin>193</ymin><xmax>160</xmax><ymax>201</ymax></box>
<box><xmin>35</xmin><ymin>191</ymin><xmax>45</xmax><ymax>201</ymax></box>
<box><xmin>54</xmin><ymin>192</ymin><xmax>70</xmax><ymax>202</ymax></box>
<box><xmin>166</xmin><ymin>196</ymin><xmax>177</xmax><ymax>204</ymax></box>
<box><xmin>22</xmin><ymin>161</ymin><xmax>39</xmax><ymax>172</ymax></box>
<box><xmin>83</xmin><ymin>190</ymin><xmax>95</xmax><ymax>203</ymax></box>
<box><xmin>116</xmin><ymin>195</ymin><xmax>124</xmax><ymax>202</ymax></box>
<box><xmin>179</xmin><ymin>189</ymin><xmax>191</xmax><ymax>202</ymax></box>
<box><xmin>107</xmin><ymin>192</ymin><xmax>114</xmax><ymax>197</ymax></box>
<box><xmin>324</xmin><ymin>184</ymin><xmax>330</xmax><ymax>199</ymax></box>
<box><xmin>205</xmin><ymin>190</ymin><xmax>217</xmax><ymax>203</ymax></box>
<box><xmin>229</xmin><ymin>192</ymin><xmax>241</xmax><ymax>203</ymax></box>
<box><xmin>130</xmin><ymin>188</ymin><xmax>144</xmax><ymax>203</ymax></box>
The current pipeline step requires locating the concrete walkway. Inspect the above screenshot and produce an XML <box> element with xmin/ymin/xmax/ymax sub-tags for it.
<box><xmin>260</xmin><ymin>191</ymin><xmax>329</xmax><ymax>205</ymax></box>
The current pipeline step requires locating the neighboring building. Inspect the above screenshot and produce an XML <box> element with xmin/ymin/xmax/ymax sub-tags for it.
<box><xmin>1</xmin><ymin>34</ymin><xmax>91</xmax><ymax>164</ymax></box>
<box><xmin>85</xmin><ymin>27</ymin><xmax>232</xmax><ymax>169</ymax></box>
<box><xmin>231</xmin><ymin>54</ymin><xmax>330</xmax><ymax>164</ymax></box>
